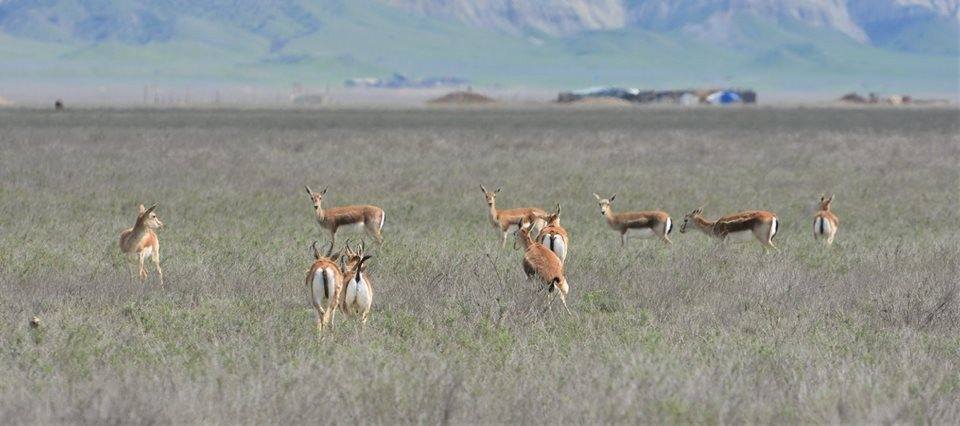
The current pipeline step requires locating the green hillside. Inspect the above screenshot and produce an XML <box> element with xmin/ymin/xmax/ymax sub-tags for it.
<box><xmin>0</xmin><ymin>0</ymin><xmax>956</xmax><ymax>93</ymax></box>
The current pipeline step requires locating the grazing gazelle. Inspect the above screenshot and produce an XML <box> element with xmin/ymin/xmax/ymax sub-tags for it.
<box><xmin>480</xmin><ymin>185</ymin><xmax>547</xmax><ymax>248</ymax></box>
<box><xmin>305</xmin><ymin>186</ymin><xmax>385</xmax><ymax>247</ymax></box>
<box><xmin>340</xmin><ymin>240</ymin><xmax>375</xmax><ymax>333</ymax></box>
<box><xmin>537</xmin><ymin>203</ymin><xmax>569</xmax><ymax>262</ymax></box>
<box><xmin>593</xmin><ymin>193</ymin><xmax>672</xmax><ymax>246</ymax></box>
<box><xmin>813</xmin><ymin>194</ymin><xmax>839</xmax><ymax>245</ymax></box>
<box><xmin>305</xmin><ymin>241</ymin><xmax>345</xmax><ymax>337</ymax></box>
<box><xmin>680</xmin><ymin>206</ymin><xmax>779</xmax><ymax>251</ymax></box>
<box><xmin>119</xmin><ymin>203</ymin><xmax>164</xmax><ymax>285</ymax></box>
<box><xmin>514</xmin><ymin>222</ymin><xmax>572</xmax><ymax>315</ymax></box>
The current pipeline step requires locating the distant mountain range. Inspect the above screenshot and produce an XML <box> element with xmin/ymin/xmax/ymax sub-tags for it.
<box><xmin>0</xmin><ymin>0</ymin><xmax>956</xmax><ymax>93</ymax></box>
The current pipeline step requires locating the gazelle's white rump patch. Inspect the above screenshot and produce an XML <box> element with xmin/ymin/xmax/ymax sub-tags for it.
<box><xmin>665</xmin><ymin>217</ymin><xmax>673</xmax><ymax>234</ymax></box>
<box><xmin>379</xmin><ymin>212</ymin><xmax>385</xmax><ymax>231</ymax></box>
<box><xmin>311</xmin><ymin>268</ymin><xmax>328</xmax><ymax>308</ymax></box>
<box><xmin>814</xmin><ymin>217</ymin><xmax>831</xmax><ymax>236</ymax></box>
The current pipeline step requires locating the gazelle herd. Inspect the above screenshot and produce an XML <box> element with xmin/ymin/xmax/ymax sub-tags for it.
<box><xmin>118</xmin><ymin>186</ymin><xmax>839</xmax><ymax>337</ymax></box>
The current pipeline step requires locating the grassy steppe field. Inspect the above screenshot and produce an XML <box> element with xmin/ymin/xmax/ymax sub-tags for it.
<box><xmin>0</xmin><ymin>106</ymin><xmax>958</xmax><ymax>424</ymax></box>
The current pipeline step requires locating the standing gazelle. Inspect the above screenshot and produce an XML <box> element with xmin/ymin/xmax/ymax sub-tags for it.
<box><xmin>119</xmin><ymin>203</ymin><xmax>164</xmax><ymax>285</ymax></box>
<box><xmin>680</xmin><ymin>207</ymin><xmax>779</xmax><ymax>251</ymax></box>
<box><xmin>305</xmin><ymin>241</ymin><xmax>345</xmax><ymax>337</ymax></box>
<box><xmin>340</xmin><ymin>240</ymin><xmax>375</xmax><ymax>333</ymax></box>
<box><xmin>537</xmin><ymin>203</ymin><xmax>569</xmax><ymax>262</ymax></box>
<box><xmin>305</xmin><ymin>186</ymin><xmax>385</xmax><ymax>247</ymax></box>
<box><xmin>480</xmin><ymin>185</ymin><xmax>547</xmax><ymax>248</ymax></box>
<box><xmin>593</xmin><ymin>193</ymin><xmax>672</xmax><ymax>246</ymax></box>
<box><xmin>515</xmin><ymin>222</ymin><xmax>572</xmax><ymax>315</ymax></box>
<box><xmin>813</xmin><ymin>194</ymin><xmax>839</xmax><ymax>244</ymax></box>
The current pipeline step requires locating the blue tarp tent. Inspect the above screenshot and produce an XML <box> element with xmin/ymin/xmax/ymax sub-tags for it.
<box><xmin>706</xmin><ymin>91</ymin><xmax>742</xmax><ymax>105</ymax></box>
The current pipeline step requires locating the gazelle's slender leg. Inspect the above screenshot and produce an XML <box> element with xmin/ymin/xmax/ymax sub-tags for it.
<box><xmin>138</xmin><ymin>252</ymin><xmax>147</xmax><ymax>283</ymax></box>
<box><xmin>620</xmin><ymin>231</ymin><xmax>626</xmax><ymax>247</ymax></box>
<box><xmin>153</xmin><ymin>248</ymin><xmax>164</xmax><ymax>285</ymax></box>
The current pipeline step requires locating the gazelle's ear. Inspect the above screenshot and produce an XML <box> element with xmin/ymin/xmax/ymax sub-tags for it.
<box><xmin>145</xmin><ymin>204</ymin><xmax>158</xmax><ymax>214</ymax></box>
<box><xmin>829</xmin><ymin>194</ymin><xmax>835</xmax><ymax>202</ymax></box>
<box><xmin>138</xmin><ymin>204</ymin><xmax>146</xmax><ymax>213</ymax></box>
<box><xmin>609</xmin><ymin>193</ymin><xmax>616</xmax><ymax>202</ymax></box>
<box><xmin>556</xmin><ymin>203</ymin><xmax>562</xmax><ymax>216</ymax></box>
<box><xmin>320</xmin><ymin>187</ymin><xmax>328</xmax><ymax>195</ymax></box>
<box><xmin>593</xmin><ymin>193</ymin><xmax>601</xmax><ymax>200</ymax></box>
<box><xmin>495</xmin><ymin>187</ymin><xmax>501</xmax><ymax>193</ymax></box>
<box><xmin>480</xmin><ymin>184</ymin><xmax>487</xmax><ymax>193</ymax></box>
<box><xmin>305</xmin><ymin>185</ymin><xmax>313</xmax><ymax>196</ymax></box>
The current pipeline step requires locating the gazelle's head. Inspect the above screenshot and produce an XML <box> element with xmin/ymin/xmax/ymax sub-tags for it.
<box><xmin>819</xmin><ymin>193</ymin><xmax>834</xmax><ymax>211</ymax></box>
<box><xmin>480</xmin><ymin>185</ymin><xmax>501</xmax><ymax>207</ymax></box>
<box><xmin>545</xmin><ymin>203</ymin><xmax>562</xmax><ymax>226</ymax></box>
<box><xmin>593</xmin><ymin>193</ymin><xmax>615</xmax><ymax>216</ymax></box>
<box><xmin>305</xmin><ymin>185</ymin><xmax>328</xmax><ymax>211</ymax></box>
<box><xmin>137</xmin><ymin>204</ymin><xmax>163</xmax><ymax>230</ymax></box>
<box><xmin>513</xmin><ymin>220</ymin><xmax>534</xmax><ymax>250</ymax></box>
<box><xmin>341</xmin><ymin>240</ymin><xmax>367</xmax><ymax>273</ymax></box>
<box><xmin>680</xmin><ymin>206</ymin><xmax>705</xmax><ymax>234</ymax></box>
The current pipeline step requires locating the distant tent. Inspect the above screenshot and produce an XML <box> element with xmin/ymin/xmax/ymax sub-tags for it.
<box><xmin>706</xmin><ymin>91</ymin><xmax>742</xmax><ymax>105</ymax></box>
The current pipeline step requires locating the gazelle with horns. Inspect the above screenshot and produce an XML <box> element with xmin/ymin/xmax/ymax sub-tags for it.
<box><xmin>537</xmin><ymin>203</ymin><xmax>569</xmax><ymax>262</ymax></box>
<box><xmin>119</xmin><ymin>203</ymin><xmax>164</xmax><ymax>285</ymax></box>
<box><xmin>305</xmin><ymin>186</ymin><xmax>385</xmax><ymax>247</ymax></box>
<box><xmin>813</xmin><ymin>194</ymin><xmax>839</xmax><ymax>245</ymax></box>
<box><xmin>305</xmin><ymin>241</ymin><xmax>345</xmax><ymax>337</ymax></box>
<box><xmin>680</xmin><ymin>206</ymin><xmax>779</xmax><ymax>251</ymax></box>
<box><xmin>480</xmin><ymin>185</ymin><xmax>547</xmax><ymax>248</ymax></box>
<box><xmin>593</xmin><ymin>193</ymin><xmax>672</xmax><ymax>246</ymax></box>
<box><xmin>515</xmin><ymin>221</ymin><xmax>572</xmax><ymax>315</ymax></box>
<box><xmin>339</xmin><ymin>240</ymin><xmax>375</xmax><ymax>332</ymax></box>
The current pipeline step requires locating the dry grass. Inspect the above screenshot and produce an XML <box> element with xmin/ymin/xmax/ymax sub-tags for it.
<box><xmin>0</xmin><ymin>107</ymin><xmax>958</xmax><ymax>424</ymax></box>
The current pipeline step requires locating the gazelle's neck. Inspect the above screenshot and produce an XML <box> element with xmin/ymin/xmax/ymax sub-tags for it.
<box><xmin>488</xmin><ymin>201</ymin><xmax>498</xmax><ymax>221</ymax></box>
<box><xmin>603</xmin><ymin>207</ymin><xmax>616</xmax><ymax>224</ymax></box>
<box><xmin>693</xmin><ymin>215</ymin><xmax>715</xmax><ymax>234</ymax></box>
<box><xmin>122</xmin><ymin>221</ymin><xmax>149</xmax><ymax>251</ymax></box>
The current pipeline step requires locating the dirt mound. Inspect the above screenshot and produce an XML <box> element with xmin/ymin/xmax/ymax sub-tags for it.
<box><xmin>564</xmin><ymin>97</ymin><xmax>635</xmax><ymax>107</ymax></box>
<box><xmin>428</xmin><ymin>91</ymin><xmax>495</xmax><ymax>104</ymax></box>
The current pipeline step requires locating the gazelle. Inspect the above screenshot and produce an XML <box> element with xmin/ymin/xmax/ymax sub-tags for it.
<box><xmin>305</xmin><ymin>186</ymin><xmax>385</xmax><ymax>247</ymax></box>
<box><xmin>537</xmin><ymin>203</ymin><xmax>569</xmax><ymax>262</ymax></box>
<box><xmin>480</xmin><ymin>185</ymin><xmax>547</xmax><ymax>248</ymax></box>
<box><xmin>593</xmin><ymin>193</ymin><xmax>672</xmax><ymax>246</ymax></box>
<box><xmin>514</xmin><ymin>222</ymin><xmax>572</xmax><ymax>315</ymax></box>
<box><xmin>305</xmin><ymin>241</ymin><xmax>345</xmax><ymax>337</ymax></box>
<box><xmin>340</xmin><ymin>240</ymin><xmax>375</xmax><ymax>333</ymax></box>
<box><xmin>680</xmin><ymin>206</ymin><xmax>779</xmax><ymax>251</ymax></box>
<box><xmin>813</xmin><ymin>194</ymin><xmax>839</xmax><ymax>245</ymax></box>
<box><xmin>119</xmin><ymin>204</ymin><xmax>164</xmax><ymax>285</ymax></box>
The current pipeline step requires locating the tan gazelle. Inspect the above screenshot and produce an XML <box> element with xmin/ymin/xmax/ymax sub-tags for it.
<box><xmin>680</xmin><ymin>206</ymin><xmax>779</xmax><ymax>251</ymax></box>
<box><xmin>480</xmin><ymin>185</ymin><xmax>547</xmax><ymax>248</ymax></box>
<box><xmin>305</xmin><ymin>241</ymin><xmax>345</xmax><ymax>337</ymax></box>
<box><xmin>339</xmin><ymin>240</ymin><xmax>375</xmax><ymax>333</ymax></box>
<box><xmin>119</xmin><ymin>203</ymin><xmax>164</xmax><ymax>285</ymax></box>
<box><xmin>593</xmin><ymin>193</ymin><xmax>672</xmax><ymax>246</ymax></box>
<box><xmin>813</xmin><ymin>194</ymin><xmax>839</xmax><ymax>245</ymax></box>
<box><xmin>515</xmin><ymin>222</ymin><xmax>572</xmax><ymax>315</ymax></box>
<box><xmin>537</xmin><ymin>203</ymin><xmax>569</xmax><ymax>262</ymax></box>
<box><xmin>305</xmin><ymin>186</ymin><xmax>385</xmax><ymax>247</ymax></box>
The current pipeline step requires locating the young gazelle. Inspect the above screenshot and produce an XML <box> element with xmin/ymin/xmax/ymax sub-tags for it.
<box><xmin>514</xmin><ymin>222</ymin><xmax>572</xmax><ymax>315</ymax></box>
<box><xmin>119</xmin><ymin>204</ymin><xmax>164</xmax><ymax>285</ymax></box>
<box><xmin>813</xmin><ymin>194</ymin><xmax>839</xmax><ymax>245</ymax></box>
<box><xmin>305</xmin><ymin>241</ymin><xmax>345</xmax><ymax>337</ymax></box>
<box><xmin>680</xmin><ymin>206</ymin><xmax>779</xmax><ymax>251</ymax></box>
<box><xmin>593</xmin><ymin>193</ymin><xmax>672</xmax><ymax>246</ymax></box>
<box><xmin>537</xmin><ymin>203</ymin><xmax>569</xmax><ymax>263</ymax></box>
<box><xmin>305</xmin><ymin>186</ymin><xmax>385</xmax><ymax>247</ymax></box>
<box><xmin>339</xmin><ymin>240</ymin><xmax>375</xmax><ymax>333</ymax></box>
<box><xmin>480</xmin><ymin>185</ymin><xmax>547</xmax><ymax>248</ymax></box>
